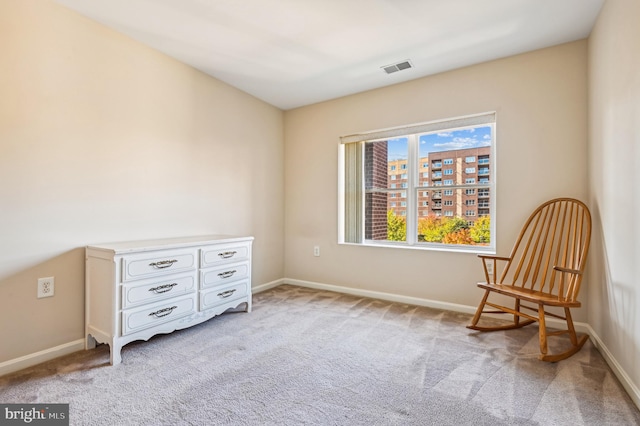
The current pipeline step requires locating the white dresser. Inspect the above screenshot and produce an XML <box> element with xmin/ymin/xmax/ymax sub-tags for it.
<box><xmin>85</xmin><ymin>235</ymin><xmax>253</xmax><ymax>365</ymax></box>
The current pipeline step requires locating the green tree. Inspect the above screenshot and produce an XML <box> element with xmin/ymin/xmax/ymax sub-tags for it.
<box><xmin>470</xmin><ymin>216</ymin><xmax>491</xmax><ymax>244</ymax></box>
<box><xmin>418</xmin><ymin>215</ymin><xmax>444</xmax><ymax>242</ymax></box>
<box><xmin>387</xmin><ymin>210</ymin><xmax>406</xmax><ymax>241</ymax></box>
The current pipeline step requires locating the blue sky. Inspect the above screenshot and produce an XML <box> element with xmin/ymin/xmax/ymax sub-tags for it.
<box><xmin>387</xmin><ymin>126</ymin><xmax>492</xmax><ymax>160</ymax></box>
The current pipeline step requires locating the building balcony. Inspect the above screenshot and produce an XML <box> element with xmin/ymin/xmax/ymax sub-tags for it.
<box><xmin>431</xmin><ymin>162</ymin><xmax>442</xmax><ymax>169</ymax></box>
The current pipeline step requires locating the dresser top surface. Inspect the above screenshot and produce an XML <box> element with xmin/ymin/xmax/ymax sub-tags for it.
<box><xmin>87</xmin><ymin>234</ymin><xmax>254</xmax><ymax>254</ymax></box>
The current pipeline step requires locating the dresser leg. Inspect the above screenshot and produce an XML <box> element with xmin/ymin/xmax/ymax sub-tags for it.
<box><xmin>86</xmin><ymin>334</ymin><xmax>97</xmax><ymax>350</ymax></box>
<box><xmin>110</xmin><ymin>342</ymin><xmax>123</xmax><ymax>365</ymax></box>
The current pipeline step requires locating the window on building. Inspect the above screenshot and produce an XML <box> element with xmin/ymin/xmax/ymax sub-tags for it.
<box><xmin>391</xmin><ymin>165</ymin><xmax>396</xmax><ymax>171</ymax></box>
<box><xmin>391</xmin><ymin>175</ymin><xmax>397</xmax><ymax>180</ymax></box>
<box><xmin>465</xmin><ymin>167</ymin><xmax>476</xmax><ymax>174</ymax></box>
<box><xmin>465</xmin><ymin>156</ymin><xmax>476</xmax><ymax>163</ymax></box>
<box><xmin>466</xmin><ymin>210</ymin><xmax>476</xmax><ymax>216</ymax></box>
<box><xmin>339</xmin><ymin>112</ymin><xmax>495</xmax><ymax>251</ymax></box>
<box><xmin>466</xmin><ymin>199</ymin><xmax>475</xmax><ymax>206</ymax></box>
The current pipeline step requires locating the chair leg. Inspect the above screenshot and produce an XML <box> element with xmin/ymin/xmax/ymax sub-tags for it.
<box><xmin>565</xmin><ymin>307</ymin><xmax>578</xmax><ymax>346</ymax></box>
<box><xmin>514</xmin><ymin>298</ymin><xmax>521</xmax><ymax>326</ymax></box>
<box><xmin>468</xmin><ymin>289</ymin><xmax>490</xmax><ymax>328</ymax></box>
<box><xmin>538</xmin><ymin>306</ymin><xmax>589</xmax><ymax>362</ymax></box>
<box><xmin>538</xmin><ymin>304</ymin><xmax>548</xmax><ymax>356</ymax></box>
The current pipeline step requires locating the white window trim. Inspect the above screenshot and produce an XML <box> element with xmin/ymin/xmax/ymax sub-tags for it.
<box><xmin>338</xmin><ymin>112</ymin><xmax>496</xmax><ymax>254</ymax></box>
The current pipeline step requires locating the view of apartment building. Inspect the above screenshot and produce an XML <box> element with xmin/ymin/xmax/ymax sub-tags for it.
<box><xmin>387</xmin><ymin>146</ymin><xmax>491</xmax><ymax>226</ymax></box>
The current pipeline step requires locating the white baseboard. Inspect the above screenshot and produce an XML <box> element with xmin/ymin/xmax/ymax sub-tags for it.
<box><xmin>283</xmin><ymin>278</ymin><xmax>590</xmax><ymax>333</ymax></box>
<box><xmin>252</xmin><ymin>278</ymin><xmax>285</xmax><ymax>294</ymax></box>
<box><xmin>0</xmin><ymin>339</ymin><xmax>85</xmax><ymax>377</ymax></box>
<box><xmin>283</xmin><ymin>277</ymin><xmax>639</xmax><ymax>410</ymax></box>
<box><xmin>585</xmin><ymin>323</ymin><xmax>640</xmax><ymax>409</ymax></box>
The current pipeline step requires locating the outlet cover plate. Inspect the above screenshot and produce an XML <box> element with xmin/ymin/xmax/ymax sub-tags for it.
<box><xmin>37</xmin><ymin>277</ymin><xmax>55</xmax><ymax>298</ymax></box>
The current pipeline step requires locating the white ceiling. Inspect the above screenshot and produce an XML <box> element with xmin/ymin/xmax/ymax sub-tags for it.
<box><xmin>55</xmin><ymin>0</ymin><xmax>604</xmax><ymax>110</ymax></box>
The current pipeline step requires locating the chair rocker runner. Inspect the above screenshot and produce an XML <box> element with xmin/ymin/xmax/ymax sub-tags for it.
<box><xmin>467</xmin><ymin>198</ymin><xmax>592</xmax><ymax>362</ymax></box>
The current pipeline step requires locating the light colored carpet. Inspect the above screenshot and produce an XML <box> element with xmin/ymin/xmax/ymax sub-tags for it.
<box><xmin>1</xmin><ymin>284</ymin><xmax>639</xmax><ymax>425</ymax></box>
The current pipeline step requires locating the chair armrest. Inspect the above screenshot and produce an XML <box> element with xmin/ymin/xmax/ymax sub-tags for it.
<box><xmin>553</xmin><ymin>266</ymin><xmax>583</xmax><ymax>275</ymax></box>
<box><xmin>477</xmin><ymin>255</ymin><xmax>511</xmax><ymax>284</ymax></box>
<box><xmin>478</xmin><ymin>255</ymin><xmax>511</xmax><ymax>261</ymax></box>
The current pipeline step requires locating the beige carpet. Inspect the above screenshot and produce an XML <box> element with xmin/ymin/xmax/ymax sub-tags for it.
<box><xmin>1</xmin><ymin>284</ymin><xmax>639</xmax><ymax>425</ymax></box>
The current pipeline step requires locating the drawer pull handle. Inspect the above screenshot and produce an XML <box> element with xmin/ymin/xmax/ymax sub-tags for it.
<box><xmin>149</xmin><ymin>259</ymin><xmax>178</xmax><ymax>269</ymax></box>
<box><xmin>218</xmin><ymin>251</ymin><xmax>237</xmax><ymax>259</ymax></box>
<box><xmin>217</xmin><ymin>270</ymin><xmax>237</xmax><ymax>279</ymax></box>
<box><xmin>217</xmin><ymin>289</ymin><xmax>237</xmax><ymax>299</ymax></box>
<box><xmin>148</xmin><ymin>283</ymin><xmax>178</xmax><ymax>294</ymax></box>
<box><xmin>148</xmin><ymin>306</ymin><xmax>178</xmax><ymax>318</ymax></box>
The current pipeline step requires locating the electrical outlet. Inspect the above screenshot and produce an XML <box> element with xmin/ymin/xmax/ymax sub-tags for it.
<box><xmin>37</xmin><ymin>277</ymin><xmax>55</xmax><ymax>298</ymax></box>
<box><xmin>313</xmin><ymin>246</ymin><xmax>320</xmax><ymax>257</ymax></box>
<box><xmin>485</xmin><ymin>263</ymin><xmax>494</xmax><ymax>275</ymax></box>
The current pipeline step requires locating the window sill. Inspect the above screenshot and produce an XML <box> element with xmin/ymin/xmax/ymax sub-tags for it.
<box><xmin>339</xmin><ymin>241</ymin><xmax>496</xmax><ymax>255</ymax></box>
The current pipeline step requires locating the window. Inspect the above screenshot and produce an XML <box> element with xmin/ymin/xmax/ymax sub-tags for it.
<box><xmin>391</xmin><ymin>165</ymin><xmax>397</xmax><ymax>171</ymax></box>
<box><xmin>391</xmin><ymin>175</ymin><xmax>397</xmax><ymax>180</ymax></box>
<box><xmin>339</xmin><ymin>112</ymin><xmax>495</xmax><ymax>250</ymax></box>
<box><xmin>465</xmin><ymin>156</ymin><xmax>476</xmax><ymax>163</ymax></box>
<box><xmin>466</xmin><ymin>199</ymin><xmax>475</xmax><ymax>206</ymax></box>
<box><xmin>465</xmin><ymin>167</ymin><xmax>476</xmax><ymax>174</ymax></box>
<box><xmin>401</xmin><ymin>173</ymin><xmax>408</xmax><ymax>179</ymax></box>
<box><xmin>390</xmin><ymin>183</ymin><xmax>396</xmax><ymax>189</ymax></box>
<box><xmin>466</xmin><ymin>210</ymin><xmax>476</xmax><ymax>216</ymax></box>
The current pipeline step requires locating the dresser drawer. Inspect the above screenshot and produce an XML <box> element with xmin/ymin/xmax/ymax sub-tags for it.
<box><xmin>121</xmin><ymin>272</ymin><xmax>196</xmax><ymax>309</ymax></box>
<box><xmin>122</xmin><ymin>294</ymin><xmax>196</xmax><ymax>335</ymax></box>
<box><xmin>200</xmin><ymin>243</ymin><xmax>251</xmax><ymax>268</ymax></box>
<box><xmin>122</xmin><ymin>249</ymin><xmax>197</xmax><ymax>282</ymax></box>
<box><xmin>200</xmin><ymin>280</ymin><xmax>249</xmax><ymax>311</ymax></box>
<box><xmin>200</xmin><ymin>261</ymin><xmax>249</xmax><ymax>290</ymax></box>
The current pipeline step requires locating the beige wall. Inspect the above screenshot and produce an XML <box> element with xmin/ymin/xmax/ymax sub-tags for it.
<box><xmin>0</xmin><ymin>1</ymin><xmax>285</xmax><ymax>363</ymax></box>
<box><xmin>588</xmin><ymin>0</ymin><xmax>640</xmax><ymax>400</ymax></box>
<box><xmin>284</xmin><ymin>41</ymin><xmax>588</xmax><ymax>314</ymax></box>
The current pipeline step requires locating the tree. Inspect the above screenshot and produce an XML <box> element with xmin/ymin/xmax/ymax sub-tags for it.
<box><xmin>418</xmin><ymin>214</ymin><xmax>444</xmax><ymax>242</ymax></box>
<box><xmin>470</xmin><ymin>216</ymin><xmax>491</xmax><ymax>244</ymax></box>
<box><xmin>443</xmin><ymin>228</ymin><xmax>474</xmax><ymax>245</ymax></box>
<box><xmin>387</xmin><ymin>210</ymin><xmax>406</xmax><ymax>241</ymax></box>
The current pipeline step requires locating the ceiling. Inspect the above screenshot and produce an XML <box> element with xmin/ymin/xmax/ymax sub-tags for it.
<box><xmin>54</xmin><ymin>0</ymin><xmax>604</xmax><ymax>110</ymax></box>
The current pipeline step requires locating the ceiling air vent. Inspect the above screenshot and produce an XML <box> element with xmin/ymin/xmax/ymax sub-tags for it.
<box><xmin>382</xmin><ymin>60</ymin><xmax>413</xmax><ymax>74</ymax></box>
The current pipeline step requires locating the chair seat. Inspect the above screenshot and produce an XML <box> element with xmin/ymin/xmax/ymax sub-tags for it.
<box><xmin>477</xmin><ymin>282</ymin><xmax>582</xmax><ymax>308</ymax></box>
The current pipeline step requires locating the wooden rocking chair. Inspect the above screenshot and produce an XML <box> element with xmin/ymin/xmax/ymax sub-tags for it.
<box><xmin>467</xmin><ymin>198</ymin><xmax>592</xmax><ymax>362</ymax></box>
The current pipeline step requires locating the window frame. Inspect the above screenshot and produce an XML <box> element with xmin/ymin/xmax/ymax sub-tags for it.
<box><xmin>338</xmin><ymin>112</ymin><xmax>496</xmax><ymax>253</ymax></box>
